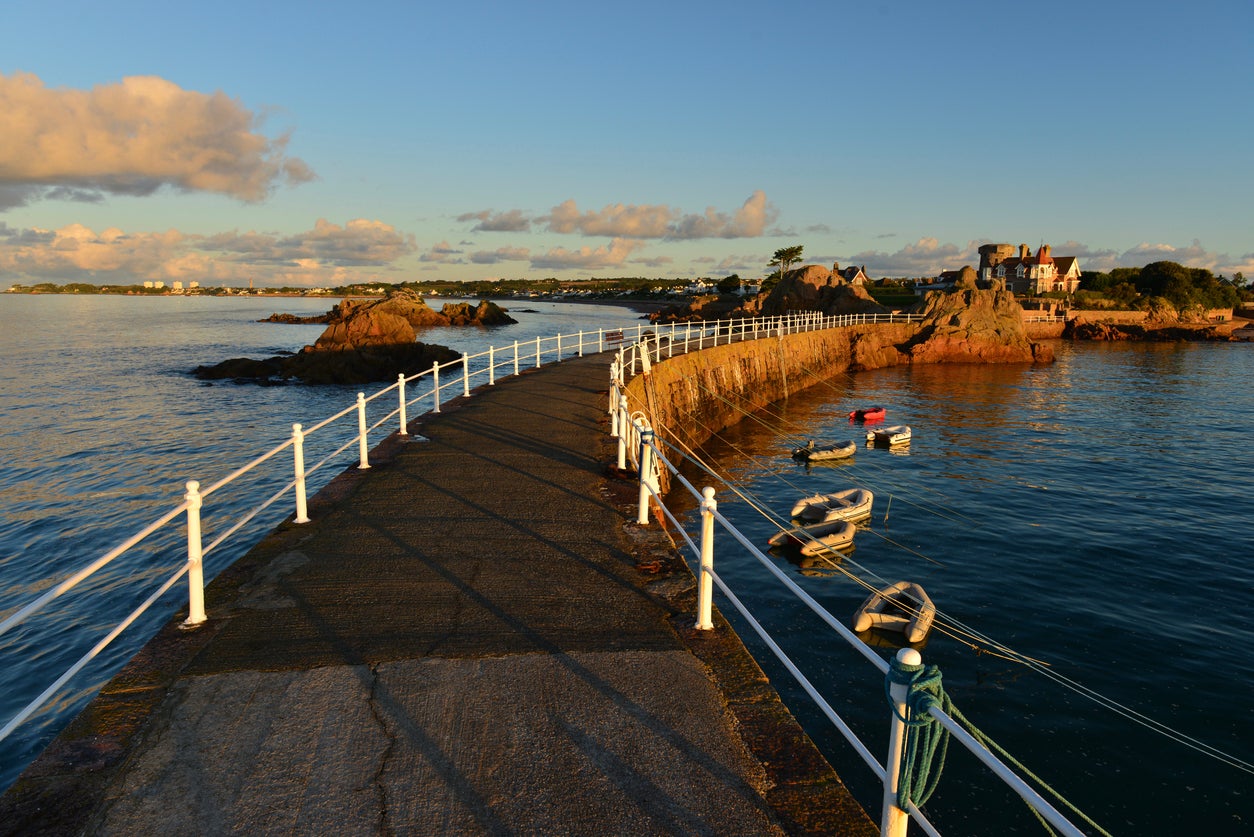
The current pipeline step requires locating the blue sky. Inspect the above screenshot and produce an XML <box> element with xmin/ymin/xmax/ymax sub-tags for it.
<box><xmin>2</xmin><ymin>0</ymin><xmax>1250</xmax><ymax>287</ymax></box>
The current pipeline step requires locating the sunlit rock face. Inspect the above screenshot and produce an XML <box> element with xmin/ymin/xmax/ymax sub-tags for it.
<box><xmin>904</xmin><ymin>270</ymin><xmax>1053</xmax><ymax>364</ymax></box>
<box><xmin>754</xmin><ymin>265</ymin><xmax>892</xmax><ymax>317</ymax></box>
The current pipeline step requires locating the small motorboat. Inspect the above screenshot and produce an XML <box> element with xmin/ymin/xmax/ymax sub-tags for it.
<box><xmin>791</xmin><ymin>439</ymin><xmax>857</xmax><ymax>462</ymax></box>
<box><xmin>866</xmin><ymin>425</ymin><xmax>911</xmax><ymax>446</ymax></box>
<box><xmin>852</xmin><ymin>580</ymin><xmax>935</xmax><ymax>643</ymax></box>
<box><xmin>767</xmin><ymin>518</ymin><xmax>857</xmax><ymax>557</ymax></box>
<box><xmin>788</xmin><ymin>487</ymin><xmax>874</xmax><ymax>524</ymax></box>
<box><xmin>849</xmin><ymin>406</ymin><xmax>886</xmax><ymax>422</ymax></box>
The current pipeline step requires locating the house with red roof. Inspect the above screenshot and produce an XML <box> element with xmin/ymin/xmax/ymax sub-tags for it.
<box><xmin>978</xmin><ymin>243</ymin><xmax>1081</xmax><ymax>295</ymax></box>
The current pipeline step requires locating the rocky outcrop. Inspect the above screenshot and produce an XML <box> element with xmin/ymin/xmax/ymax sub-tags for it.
<box><xmin>199</xmin><ymin>288</ymin><xmax>504</xmax><ymax>385</ymax></box>
<box><xmin>261</xmin><ymin>288</ymin><xmax>517</xmax><ymax>336</ymax></box>
<box><xmin>193</xmin><ymin>341</ymin><xmax>461</xmax><ymax>386</ymax></box>
<box><xmin>649</xmin><ymin>264</ymin><xmax>893</xmax><ymax>324</ymax></box>
<box><xmin>904</xmin><ymin>271</ymin><xmax>1054</xmax><ymax>363</ymax></box>
<box><xmin>648</xmin><ymin>294</ymin><xmax>747</xmax><ymax>323</ymax></box>
<box><xmin>752</xmin><ymin>265</ymin><xmax>893</xmax><ymax>317</ymax></box>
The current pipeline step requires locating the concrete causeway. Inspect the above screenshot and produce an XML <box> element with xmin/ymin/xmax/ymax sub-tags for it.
<box><xmin>1</xmin><ymin>354</ymin><xmax>876</xmax><ymax>835</ymax></box>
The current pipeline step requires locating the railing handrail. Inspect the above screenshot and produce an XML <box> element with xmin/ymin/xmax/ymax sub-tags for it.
<box><xmin>618</xmin><ymin>392</ymin><xmax>1089</xmax><ymax>836</ymax></box>
<box><xmin>0</xmin><ymin>310</ymin><xmax>920</xmax><ymax>761</ymax></box>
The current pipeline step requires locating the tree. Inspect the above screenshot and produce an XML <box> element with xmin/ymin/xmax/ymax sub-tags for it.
<box><xmin>716</xmin><ymin>273</ymin><xmax>742</xmax><ymax>294</ymax></box>
<box><xmin>768</xmin><ymin>245</ymin><xmax>804</xmax><ymax>284</ymax></box>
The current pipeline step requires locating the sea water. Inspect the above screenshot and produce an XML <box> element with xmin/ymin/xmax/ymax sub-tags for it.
<box><xmin>671</xmin><ymin>340</ymin><xmax>1254</xmax><ymax>834</ymax></box>
<box><xmin>1</xmin><ymin>297</ymin><xmax>1251</xmax><ymax>833</ymax></box>
<box><xmin>0</xmin><ymin>293</ymin><xmax>646</xmax><ymax>793</ymax></box>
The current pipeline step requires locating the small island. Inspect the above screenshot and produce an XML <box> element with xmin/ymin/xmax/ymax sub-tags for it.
<box><xmin>194</xmin><ymin>289</ymin><xmax>516</xmax><ymax>385</ymax></box>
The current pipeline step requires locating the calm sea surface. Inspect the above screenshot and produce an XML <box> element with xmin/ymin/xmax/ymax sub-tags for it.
<box><xmin>670</xmin><ymin>339</ymin><xmax>1254</xmax><ymax>834</ymax></box>
<box><xmin>1</xmin><ymin>295</ymin><xmax>1251</xmax><ymax>833</ymax></box>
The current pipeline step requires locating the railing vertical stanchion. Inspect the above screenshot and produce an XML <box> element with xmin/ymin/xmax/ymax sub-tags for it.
<box><xmin>356</xmin><ymin>393</ymin><xmax>371</xmax><ymax>469</ymax></box>
<box><xmin>578</xmin><ymin>330</ymin><xmax>584</xmax><ymax>357</ymax></box>
<box><xmin>636</xmin><ymin>428</ymin><xmax>654</xmax><ymax>525</ymax></box>
<box><xmin>462</xmin><ymin>353</ymin><xmax>471</xmax><ymax>397</ymax></box>
<box><xmin>695</xmin><ymin>486</ymin><xmax>716</xmax><ymax>630</ymax></box>
<box><xmin>397</xmin><ymin>374</ymin><xmax>408</xmax><ymax>435</ymax></box>
<box><xmin>514</xmin><ymin>340</ymin><xmax>520</xmax><ymax>376</ymax></box>
<box><xmin>535</xmin><ymin>336</ymin><xmax>541</xmax><ymax>368</ymax></box>
<box><xmin>182</xmin><ymin>481</ymin><xmax>206</xmax><ymax>627</ymax></box>
<box><xmin>881</xmin><ymin>647</ymin><xmax>922</xmax><ymax>837</ymax></box>
<box><xmin>489</xmin><ymin>346</ymin><xmax>496</xmax><ymax>385</ymax></box>
<box><xmin>598</xmin><ymin>328</ymin><xmax>604</xmax><ymax>353</ymax></box>
<box><xmin>557</xmin><ymin>333</ymin><xmax>563</xmax><ymax>362</ymax></box>
<box><xmin>617</xmin><ymin>396</ymin><xmax>629</xmax><ymax>470</ymax></box>
<box><xmin>292</xmin><ymin>424</ymin><xmax>310</xmax><ymax>524</ymax></box>
<box><xmin>432</xmin><ymin>361</ymin><xmax>441</xmax><ymax>413</ymax></box>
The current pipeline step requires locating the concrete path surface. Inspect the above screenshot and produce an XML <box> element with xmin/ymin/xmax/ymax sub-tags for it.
<box><xmin>1</xmin><ymin>355</ymin><xmax>876</xmax><ymax>836</ymax></box>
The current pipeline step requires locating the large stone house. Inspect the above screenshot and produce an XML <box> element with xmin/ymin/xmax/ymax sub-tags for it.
<box><xmin>978</xmin><ymin>243</ymin><xmax>1081</xmax><ymax>295</ymax></box>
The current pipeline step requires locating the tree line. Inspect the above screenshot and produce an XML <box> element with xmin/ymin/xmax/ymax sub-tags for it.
<box><xmin>1079</xmin><ymin>262</ymin><xmax>1247</xmax><ymax>311</ymax></box>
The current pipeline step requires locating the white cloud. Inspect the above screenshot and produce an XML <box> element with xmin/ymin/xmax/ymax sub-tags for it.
<box><xmin>469</xmin><ymin>246</ymin><xmax>531</xmax><ymax>265</ymax></box>
<box><xmin>455</xmin><ymin>209</ymin><xmax>532</xmax><ymax>232</ymax></box>
<box><xmin>0</xmin><ymin>71</ymin><xmax>314</xmax><ymax>208</ymax></box>
<box><xmin>529</xmin><ymin>238</ymin><xmax>645</xmax><ymax>270</ymax></box>
<box><xmin>528</xmin><ymin>191</ymin><xmax>775</xmax><ymax>240</ymax></box>
<box><xmin>0</xmin><ymin>219</ymin><xmax>411</xmax><ymax>286</ymax></box>
<box><xmin>419</xmin><ymin>241</ymin><xmax>464</xmax><ymax>263</ymax></box>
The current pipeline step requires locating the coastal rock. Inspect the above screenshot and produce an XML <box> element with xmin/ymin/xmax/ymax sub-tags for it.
<box><xmin>904</xmin><ymin>280</ymin><xmax>1054</xmax><ymax>364</ymax></box>
<box><xmin>193</xmin><ymin>341</ymin><xmax>460</xmax><ymax>385</ymax></box>
<box><xmin>440</xmin><ymin>300</ymin><xmax>516</xmax><ymax>326</ymax></box>
<box><xmin>262</xmin><ymin>288</ymin><xmax>517</xmax><ymax>338</ymax></box>
<box><xmin>312</xmin><ymin>308</ymin><xmax>416</xmax><ymax>351</ymax></box>
<box><xmin>754</xmin><ymin>265</ymin><xmax>893</xmax><ymax>317</ymax></box>
<box><xmin>648</xmin><ymin>294</ymin><xmax>745</xmax><ymax>323</ymax></box>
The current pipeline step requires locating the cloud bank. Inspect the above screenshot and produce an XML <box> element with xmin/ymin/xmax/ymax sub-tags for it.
<box><xmin>0</xmin><ymin>219</ymin><xmax>412</xmax><ymax>286</ymax></box>
<box><xmin>461</xmin><ymin>191</ymin><xmax>776</xmax><ymax>241</ymax></box>
<box><xmin>0</xmin><ymin>72</ymin><xmax>314</xmax><ymax>210</ymax></box>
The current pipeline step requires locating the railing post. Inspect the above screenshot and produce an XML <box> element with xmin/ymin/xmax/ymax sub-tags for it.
<box><xmin>462</xmin><ymin>352</ymin><xmax>471</xmax><ymax>397</ymax></box>
<box><xmin>356</xmin><ymin>393</ymin><xmax>371</xmax><ymax>469</ymax></box>
<box><xmin>598</xmin><ymin>328</ymin><xmax>604</xmax><ymax>353</ymax></box>
<box><xmin>182</xmin><ymin>480</ymin><xmax>206</xmax><ymax>627</ymax></box>
<box><xmin>432</xmin><ymin>361</ymin><xmax>441</xmax><ymax>413</ymax></box>
<box><xmin>489</xmin><ymin>346</ymin><xmax>496</xmax><ymax>385</ymax></box>
<box><xmin>557</xmin><ymin>333</ymin><xmax>563</xmax><ymax>361</ymax></box>
<box><xmin>535</xmin><ymin>336</ymin><xmax>542</xmax><ymax>368</ymax></box>
<box><xmin>882</xmin><ymin>647</ymin><xmax>922</xmax><ymax>837</ymax></box>
<box><xmin>397</xmin><ymin>374</ymin><xmax>408</xmax><ymax>435</ymax></box>
<box><xmin>578</xmin><ymin>330</ymin><xmax>584</xmax><ymax>357</ymax></box>
<box><xmin>513</xmin><ymin>340</ymin><xmax>520</xmax><ymax>376</ymax></box>
<box><xmin>636</xmin><ymin>428</ymin><xmax>654</xmax><ymax>525</ymax></box>
<box><xmin>696</xmin><ymin>486</ymin><xmax>716</xmax><ymax>630</ymax></box>
<box><xmin>617</xmin><ymin>396</ymin><xmax>629</xmax><ymax>470</ymax></box>
<box><xmin>292</xmin><ymin>424</ymin><xmax>310</xmax><ymax>524</ymax></box>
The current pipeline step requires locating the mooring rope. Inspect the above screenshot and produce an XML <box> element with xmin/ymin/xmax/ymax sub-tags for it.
<box><xmin>621</xmin><ymin>364</ymin><xmax>1254</xmax><ymax>777</ymax></box>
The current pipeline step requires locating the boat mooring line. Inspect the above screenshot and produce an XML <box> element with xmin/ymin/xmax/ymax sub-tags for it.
<box><xmin>629</xmin><ymin>353</ymin><xmax>1254</xmax><ymax>776</ymax></box>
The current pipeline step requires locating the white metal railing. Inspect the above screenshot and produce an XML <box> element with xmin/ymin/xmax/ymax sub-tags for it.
<box><xmin>0</xmin><ymin>312</ymin><xmax>894</xmax><ymax>751</ymax></box>
<box><xmin>610</xmin><ymin>366</ymin><xmax>1090</xmax><ymax>836</ymax></box>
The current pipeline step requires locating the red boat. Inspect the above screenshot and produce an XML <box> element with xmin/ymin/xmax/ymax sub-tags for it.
<box><xmin>849</xmin><ymin>406</ymin><xmax>886</xmax><ymax>422</ymax></box>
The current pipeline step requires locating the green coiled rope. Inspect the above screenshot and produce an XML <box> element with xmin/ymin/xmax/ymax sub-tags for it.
<box><xmin>885</xmin><ymin>656</ymin><xmax>951</xmax><ymax>810</ymax></box>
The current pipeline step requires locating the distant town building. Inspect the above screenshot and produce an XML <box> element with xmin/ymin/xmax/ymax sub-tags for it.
<box><xmin>978</xmin><ymin>243</ymin><xmax>1080</xmax><ymax>295</ymax></box>
<box><xmin>172</xmin><ymin>281</ymin><xmax>184</xmax><ymax>291</ymax></box>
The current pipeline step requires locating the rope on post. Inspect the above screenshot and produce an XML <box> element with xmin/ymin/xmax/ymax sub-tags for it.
<box><xmin>885</xmin><ymin>654</ymin><xmax>951</xmax><ymax>811</ymax></box>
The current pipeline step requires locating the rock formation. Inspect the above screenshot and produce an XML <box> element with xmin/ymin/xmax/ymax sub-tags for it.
<box><xmin>903</xmin><ymin>269</ymin><xmax>1053</xmax><ymax>363</ymax></box>
<box><xmin>260</xmin><ymin>288</ymin><xmax>517</xmax><ymax>334</ymax></box>
<box><xmin>649</xmin><ymin>264</ymin><xmax>892</xmax><ymax>323</ymax></box>
<box><xmin>197</xmin><ymin>287</ymin><xmax>509</xmax><ymax>385</ymax></box>
<box><xmin>193</xmin><ymin>341</ymin><xmax>462</xmax><ymax>386</ymax></box>
<box><xmin>752</xmin><ymin>265</ymin><xmax>893</xmax><ymax>317</ymax></box>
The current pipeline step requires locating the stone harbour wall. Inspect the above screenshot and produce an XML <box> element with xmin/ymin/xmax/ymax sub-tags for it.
<box><xmin>624</xmin><ymin>324</ymin><xmax>918</xmax><ymax>479</ymax></box>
